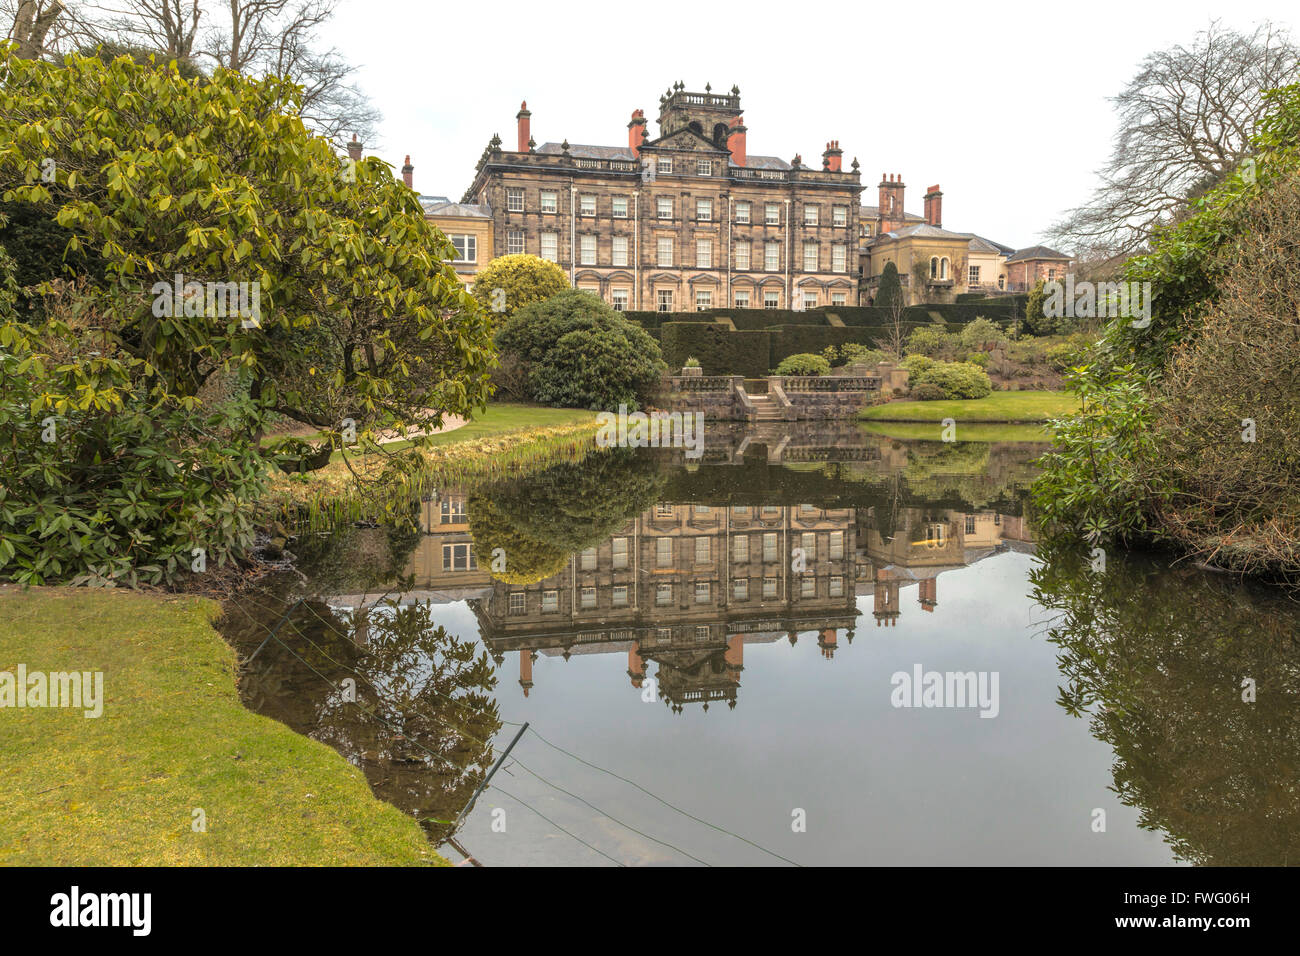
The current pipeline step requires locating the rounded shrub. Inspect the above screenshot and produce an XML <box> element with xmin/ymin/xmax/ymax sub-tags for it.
<box><xmin>911</xmin><ymin>383</ymin><xmax>948</xmax><ymax>401</ymax></box>
<box><xmin>775</xmin><ymin>353</ymin><xmax>831</xmax><ymax>376</ymax></box>
<box><xmin>495</xmin><ymin>289</ymin><xmax>666</xmax><ymax>410</ymax></box>
<box><xmin>915</xmin><ymin>360</ymin><xmax>993</xmax><ymax>400</ymax></box>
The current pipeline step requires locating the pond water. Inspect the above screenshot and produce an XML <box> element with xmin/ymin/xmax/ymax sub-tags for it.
<box><xmin>217</xmin><ymin>424</ymin><xmax>1300</xmax><ymax>866</ymax></box>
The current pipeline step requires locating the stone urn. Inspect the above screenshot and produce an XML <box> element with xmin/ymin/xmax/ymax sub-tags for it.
<box><xmin>680</xmin><ymin>365</ymin><xmax>703</xmax><ymax>377</ymax></box>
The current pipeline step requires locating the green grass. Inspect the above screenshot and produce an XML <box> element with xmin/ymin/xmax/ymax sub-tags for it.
<box><xmin>860</xmin><ymin>390</ymin><xmax>1079</xmax><ymax>423</ymax></box>
<box><xmin>860</xmin><ymin>421</ymin><xmax>1053</xmax><ymax>443</ymax></box>
<box><xmin>332</xmin><ymin>402</ymin><xmax>596</xmax><ymax>458</ymax></box>
<box><xmin>0</xmin><ymin>587</ymin><xmax>442</xmax><ymax>866</ymax></box>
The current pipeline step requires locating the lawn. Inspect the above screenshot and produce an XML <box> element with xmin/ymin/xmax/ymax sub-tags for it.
<box><xmin>0</xmin><ymin>587</ymin><xmax>441</xmax><ymax>866</ymax></box>
<box><xmin>331</xmin><ymin>402</ymin><xmax>597</xmax><ymax>458</ymax></box>
<box><xmin>860</xmin><ymin>390</ymin><xmax>1079</xmax><ymax>423</ymax></box>
<box><xmin>860</xmin><ymin>421</ymin><xmax>1053</xmax><ymax>443</ymax></box>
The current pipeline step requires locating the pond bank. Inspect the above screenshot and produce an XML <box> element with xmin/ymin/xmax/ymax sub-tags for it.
<box><xmin>0</xmin><ymin>586</ymin><xmax>442</xmax><ymax>866</ymax></box>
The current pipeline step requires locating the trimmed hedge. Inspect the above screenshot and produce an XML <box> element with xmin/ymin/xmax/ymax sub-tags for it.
<box><xmin>660</xmin><ymin>322</ymin><xmax>772</xmax><ymax>377</ymax></box>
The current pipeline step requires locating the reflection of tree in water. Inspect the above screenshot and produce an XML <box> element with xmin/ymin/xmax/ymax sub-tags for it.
<box><xmin>1031</xmin><ymin>546</ymin><xmax>1300</xmax><ymax>864</ymax></box>
<box><xmin>467</xmin><ymin>448</ymin><xmax>667</xmax><ymax>585</ymax></box>
<box><xmin>236</xmin><ymin>597</ymin><xmax>501</xmax><ymax>846</ymax></box>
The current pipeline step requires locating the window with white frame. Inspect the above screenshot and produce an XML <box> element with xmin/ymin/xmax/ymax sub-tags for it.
<box><xmin>580</xmin><ymin>587</ymin><xmax>597</xmax><ymax>609</ymax></box>
<box><xmin>765</xmin><ymin>203</ymin><xmax>780</xmax><ymax>225</ymax></box>
<box><xmin>803</xmin><ymin>240</ymin><xmax>818</xmax><ymax>271</ymax></box>
<box><xmin>804</xmin><ymin>205</ymin><xmax>819</xmax><ymax>226</ymax></box>
<box><xmin>612</xmin><ymin>235</ymin><xmax>629</xmax><ymax>267</ymax></box>
<box><xmin>657</xmin><ymin>197</ymin><xmax>672</xmax><ymax>220</ymax></box>
<box><xmin>506</xmin><ymin>187</ymin><xmax>524</xmax><ymax>212</ymax></box>
<box><xmin>735</xmin><ymin>200</ymin><xmax>751</xmax><ymax>223</ymax></box>
<box><xmin>540</xmin><ymin>190</ymin><xmax>557</xmax><ymax>213</ymax></box>
<box><xmin>656</xmin><ymin>583</ymin><xmax>672</xmax><ymax>605</ymax></box>
<box><xmin>829</xmin><ymin>575</ymin><xmax>844</xmax><ymax>597</ymax></box>
<box><xmin>764</xmin><ymin>241</ymin><xmax>780</xmax><ymax>271</ymax></box>
<box><xmin>969</xmin><ymin>265</ymin><xmax>980</xmax><ymax>284</ymax></box>
<box><xmin>695</xmin><ymin>537</ymin><xmax>711</xmax><ymax>563</ymax></box>
<box><xmin>612</xmin><ymin>536</ymin><xmax>629</xmax><ymax>569</ymax></box>
<box><xmin>508</xmin><ymin>592</ymin><xmax>526</xmax><ymax>614</ymax></box>
<box><xmin>764</xmin><ymin>290</ymin><xmax>780</xmax><ymax>309</ymax></box>
<box><xmin>696</xmin><ymin>159</ymin><xmax>712</xmax><ymax>176</ymax></box>
<box><xmin>579</xmin><ymin>234</ymin><xmax>596</xmax><ymax>265</ymax></box>
<box><xmin>801</xmin><ymin>576</ymin><xmax>816</xmax><ymax>597</ymax></box>
<box><xmin>507</xmin><ymin>229</ymin><xmax>524</xmax><ymax>254</ymax></box>
<box><xmin>696</xmin><ymin>238</ymin><xmax>712</xmax><ymax>268</ymax></box>
<box><xmin>803</xmin><ymin>292</ymin><xmax>818</xmax><ymax>310</ymax></box>
<box><xmin>829</xmin><ymin>531</ymin><xmax>844</xmax><ymax>559</ymax></box>
<box><xmin>450</xmin><ymin>235</ymin><xmax>477</xmax><ymax>263</ymax></box>
<box><xmin>580</xmin><ymin>547</ymin><xmax>597</xmax><ymax>570</ymax></box>
<box><xmin>832</xmin><ymin>205</ymin><xmax>848</xmax><ymax>227</ymax></box>
<box><xmin>612</xmin><ymin>585</ymin><xmax>629</xmax><ymax>607</ymax></box>
<box><xmin>442</xmin><ymin>543</ymin><xmax>476</xmax><ymax>571</ymax></box>
<box><xmin>801</xmin><ymin>531</ymin><xmax>816</xmax><ymax>560</ymax></box>
<box><xmin>612</xmin><ymin>288</ymin><xmax>629</xmax><ymax>311</ymax></box>
<box><xmin>696</xmin><ymin>198</ymin><xmax>712</xmax><ymax>221</ymax></box>
<box><xmin>612</xmin><ymin>196</ymin><xmax>629</xmax><ymax>218</ymax></box>
<box><xmin>695</xmin><ymin>289</ymin><xmax>712</xmax><ymax>311</ymax></box>
<box><xmin>540</xmin><ymin>232</ymin><xmax>558</xmax><ymax>262</ymax></box>
<box><xmin>657</xmin><ymin>157</ymin><xmax>673</xmax><ymax>175</ymax></box>
<box><xmin>763</xmin><ymin>532</ymin><xmax>778</xmax><ymax>561</ymax></box>
<box><xmin>655</xmin><ymin>627</ymin><xmax>671</xmax><ymax>644</ymax></box>
<box><xmin>440</xmin><ymin>498</ymin><xmax>466</xmax><ymax>524</ymax></box>
<box><xmin>656</xmin><ymin>537</ymin><xmax>673</xmax><ymax>568</ymax></box>
<box><xmin>734</xmin><ymin>240</ymin><xmax>751</xmax><ymax>270</ymax></box>
<box><xmin>734</xmin><ymin>290</ymin><xmax>750</xmax><ymax>307</ymax></box>
<box><xmin>657</xmin><ymin>237</ymin><xmax>673</xmax><ymax>267</ymax></box>
<box><xmin>832</xmin><ymin>244</ymin><xmax>847</xmax><ymax>273</ymax></box>
<box><xmin>831</xmin><ymin>292</ymin><xmax>846</xmax><ymax>306</ymax></box>
<box><xmin>541</xmin><ymin>590</ymin><xmax>559</xmax><ymax>612</ymax></box>
<box><xmin>733</xmin><ymin>577</ymin><xmax>749</xmax><ymax>600</ymax></box>
<box><xmin>657</xmin><ymin>289</ymin><xmax>674</xmax><ymax>312</ymax></box>
<box><xmin>579</xmin><ymin>194</ymin><xmax>596</xmax><ymax>216</ymax></box>
<box><xmin>763</xmin><ymin>577</ymin><xmax>778</xmax><ymax>598</ymax></box>
<box><xmin>695</xmin><ymin>582</ymin><xmax>710</xmax><ymax>604</ymax></box>
<box><xmin>733</xmin><ymin>534</ymin><xmax>749</xmax><ymax>562</ymax></box>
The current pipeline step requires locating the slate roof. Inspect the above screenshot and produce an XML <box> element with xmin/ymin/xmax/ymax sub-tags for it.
<box><xmin>421</xmin><ymin>197</ymin><xmax>492</xmax><ymax>218</ymax></box>
<box><xmin>860</xmin><ymin>203</ymin><xmax>924</xmax><ymax>221</ymax></box>
<box><xmin>881</xmin><ymin>223</ymin><xmax>971</xmax><ymax>241</ymax></box>
<box><xmin>956</xmin><ymin>233</ymin><xmax>1016</xmax><ymax>256</ymax></box>
<box><xmin>1005</xmin><ymin>244</ymin><xmax>1070</xmax><ymax>262</ymax></box>
<box><xmin>536</xmin><ymin>142</ymin><xmax>637</xmax><ymax>161</ymax></box>
<box><xmin>732</xmin><ymin>154</ymin><xmax>791</xmax><ymax>170</ymax></box>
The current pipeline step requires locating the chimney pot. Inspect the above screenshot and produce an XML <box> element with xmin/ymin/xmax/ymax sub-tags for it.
<box><xmin>401</xmin><ymin>154</ymin><xmax>413</xmax><ymax>190</ymax></box>
<box><xmin>346</xmin><ymin>134</ymin><xmax>362</xmax><ymax>163</ymax></box>
<box><xmin>516</xmin><ymin>100</ymin><xmax>532</xmax><ymax>153</ymax></box>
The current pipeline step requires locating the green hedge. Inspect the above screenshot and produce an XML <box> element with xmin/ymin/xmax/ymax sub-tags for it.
<box><xmin>660</xmin><ymin>323</ymin><xmax>773</xmax><ymax>377</ymax></box>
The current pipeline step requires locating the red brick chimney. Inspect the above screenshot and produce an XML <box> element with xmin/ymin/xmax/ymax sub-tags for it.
<box><xmin>347</xmin><ymin>134</ymin><xmax>362</xmax><ymax>162</ymax></box>
<box><xmin>822</xmin><ymin>140</ymin><xmax>843</xmax><ymax>172</ymax></box>
<box><xmin>516</xmin><ymin>101</ymin><xmax>531</xmax><ymax>153</ymax></box>
<box><xmin>924</xmin><ymin>184</ymin><xmax>943</xmax><ymax>227</ymax></box>
<box><xmin>401</xmin><ymin>155</ymin><xmax>413</xmax><ymax>190</ymax></box>
<box><xmin>627</xmin><ymin>108</ymin><xmax>647</xmax><ymax>157</ymax></box>
<box><xmin>727</xmin><ymin>115</ymin><xmax>747</xmax><ymax>167</ymax></box>
<box><xmin>879</xmin><ymin>173</ymin><xmax>906</xmax><ymax>233</ymax></box>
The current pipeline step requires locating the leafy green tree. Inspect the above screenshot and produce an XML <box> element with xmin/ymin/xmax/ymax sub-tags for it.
<box><xmin>471</xmin><ymin>253</ymin><xmax>569</xmax><ymax>321</ymax></box>
<box><xmin>0</xmin><ymin>50</ymin><xmax>495</xmax><ymax>585</ymax></box>
<box><xmin>495</xmin><ymin>288</ymin><xmax>665</xmax><ymax>410</ymax></box>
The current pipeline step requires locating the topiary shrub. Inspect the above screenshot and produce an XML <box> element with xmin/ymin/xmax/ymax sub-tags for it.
<box><xmin>774</xmin><ymin>352</ymin><xmax>831</xmax><ymax>376</ymax></box>
<box><xmin>495</xmin><ymin>289</ymin><xmax>667</xmax><ymax>410</ymax></box>
<box><xmin>471</xmin><ymin>253</ymin><xmax>569</xmax><ymax>321</ymax></box>
<box><xmin>914</xmin><ymin>360</ymin><xmax>993</xmax><ymax>400</ymax></box>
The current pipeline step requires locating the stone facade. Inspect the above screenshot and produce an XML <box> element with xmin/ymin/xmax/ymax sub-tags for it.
<box><xmin>460</xmin><ymin>83</ymin><xmax>863</xmax><ymax>313</ymax></box>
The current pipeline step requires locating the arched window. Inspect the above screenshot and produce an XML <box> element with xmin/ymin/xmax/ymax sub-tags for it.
<box><xmin>940</xmin><ymin>257</ymin><xmax>950</xmax><ymax>280</ymax></box>
<box><xmin>930</xmin><ymin>257</ymin><xmax>939</xmax><ymax>279</ymax></box>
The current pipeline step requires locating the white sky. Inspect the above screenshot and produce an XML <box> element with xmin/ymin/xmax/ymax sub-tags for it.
<box><xmin>322</xmin><ymin>0</ymin><xmax>1297</xmax><ymax>249</ymax></box>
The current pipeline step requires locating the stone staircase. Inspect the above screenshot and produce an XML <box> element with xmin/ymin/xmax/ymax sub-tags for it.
<box><xmin>747</xmin><ymin>393</ymin><xmax>786</xmax><ymax>422</ymax></box>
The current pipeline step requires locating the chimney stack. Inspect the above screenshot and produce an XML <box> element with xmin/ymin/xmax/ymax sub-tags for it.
<box><xmin>347</xmin><ymin>134</ymin><xmax>362</xmax><ymax>163</ymax></box>
<box><xmin>627</xmin><ymin>108</ymin><xmax>647</xmax><ymax>157</ymax></box>
<box><xmin>516</xmin><ymin>100</ymin><xmax>531</xmax><ymax>153</ymax></box>
<box><xmin>879</xmin><ymin>173</ymin><xmax>906</xmax><ymax>233</ymax></box>
<box><xmin>822</xmin><ymin>140</ymin><xmax>843</xmax><ymax>172</ymax></box>
<box><xmin>727</xmin><ymin>114</ymin><xmax>747</xmax><ymax>167</ymax></box>
<box><xmin>924</xmin><ymin>184</ymin><xmax>943</xmax><ymax>227</ymax></box>
<box><xmin>401</xmin><ymin>155</ymin><xmax>413</xmax><ymax>190</ymax></box>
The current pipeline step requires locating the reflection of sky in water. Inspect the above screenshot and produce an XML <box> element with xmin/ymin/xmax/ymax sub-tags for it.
<box><xmin>434</xmin><ymin>553</ymin><xmax>1176</xmax><ymax>866</ymax></box>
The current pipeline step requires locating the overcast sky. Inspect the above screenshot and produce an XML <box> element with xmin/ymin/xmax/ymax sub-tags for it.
<box><xmin>321</xmin><ymin>0</ymin><xmax>1296</xmax><ymax>249</ymax></box>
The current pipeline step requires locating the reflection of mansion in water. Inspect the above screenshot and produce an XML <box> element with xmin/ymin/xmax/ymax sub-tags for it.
<box><xmin>396</xmin><ymin>490</ymin><xmax>1031</xmax><ymax>711</ymax></box>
